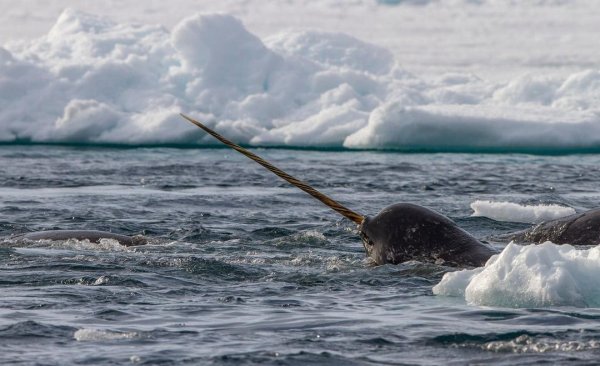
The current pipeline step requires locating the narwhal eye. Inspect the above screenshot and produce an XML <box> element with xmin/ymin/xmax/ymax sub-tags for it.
<box><xmin>360</xmin><ymin>232</ymin><xmax>374</xmax><ymax>246</ymax></box>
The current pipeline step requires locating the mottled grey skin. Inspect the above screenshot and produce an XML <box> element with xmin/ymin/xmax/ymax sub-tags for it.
<box><xmin>359</xmin><ymin>203</ymin><xmax>498</xmax><ymax>267</ymax></box>
<box><xmin>510</xmin><ymin>209</ymin><xmax>600</xmax><ymax>246</ymax></box>
<box><xmin>20</xmin><ymin>230</ymin><xmax>146</xmax><ymax>246</ymax></box>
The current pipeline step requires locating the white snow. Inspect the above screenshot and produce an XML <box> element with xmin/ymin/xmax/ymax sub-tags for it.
<box><xmin>0</xmin><ymin>2</ymin><xmax>599</xmax><ymax>149</ymax></box>
<box><xmin>433</xmin><ymin>242</ymin><xmax>600</xmax><ymax>308</ymax></box>
<box><xmin>470</xmin><ymin>200</ymin><xmax>576</xmax><ymax>223</ymax></box>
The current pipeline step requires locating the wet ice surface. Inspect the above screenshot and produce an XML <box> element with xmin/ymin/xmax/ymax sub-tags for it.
<box><xmin>2</xmin><ymin>146</ymin><xmax>600</xmax><ymax>364</ymax></box>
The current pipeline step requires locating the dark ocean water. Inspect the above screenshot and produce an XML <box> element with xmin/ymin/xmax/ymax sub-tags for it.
<box><xmin>1</xmin><ymin>146</ymin><xmax>600</xmax><ymax>365</ymax></box>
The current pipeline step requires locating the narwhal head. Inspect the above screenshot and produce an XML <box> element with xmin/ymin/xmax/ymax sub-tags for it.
<box><xmin>357</xmin><ymin>204</ymin><xmax>441</xmax><ymax>265</ymax></box>
<box><xmin>357</xmin><ymin>203</ymin><xmax>497</xmax><ymax>266</ymax></box>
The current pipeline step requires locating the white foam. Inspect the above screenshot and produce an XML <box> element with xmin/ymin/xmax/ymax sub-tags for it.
<box><xmin>74</xmin><ymin>328</ymin><xmax>139</xmax><ymax>341</ymax></box>
<box><xmin>479</xmin><ymin>335</ymin><xmax>600</xmax><ymax>353</ymax></box>
<box><xmin>433</xmin><ymin>242</ymin><xmax>600</xmax><ymax>308</ymax></box>
<box><xmin>93</xmin><ymin>275</ymin><xmax>110</xmax><ymax>285</ymax></box>
<box><xmin>14</xmin><ymin>237</ymin><xmax>130</xmax><ymax>252</ymax></box>
<box><xmin>1</xmin><ymin>8</ymin><xmax>600</xmax><ymax>150</ymax></box>
<box><xmin>470</xmin><ymin>200</ymin><xmax>576</xmax><ymax>223</ymax></box>
<box><xmin>49</xmin><ymin>238</ymin><xmax>129</xmax><ymax>252</ymax></box>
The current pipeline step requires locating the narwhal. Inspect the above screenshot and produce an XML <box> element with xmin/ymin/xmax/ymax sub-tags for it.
<box><xmin>508</xmin><ymin>208</ymin><xmax>600</xmax><ymax>246</ymax></box>
<box><xmin>179</xmin><ymin>114</ymin><xmax>498</xmax><ymax>267</ymax></box>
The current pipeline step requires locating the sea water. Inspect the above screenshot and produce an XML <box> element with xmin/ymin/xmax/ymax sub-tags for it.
<box><xmin>2</xmin><ymin>145</ymin><xmax>600</xmax><ymax>365</ymax></box>
<box><xmin>3</xmin><ymin>3</ymin><xmax>600</xmax><ymax>364</ymax></box>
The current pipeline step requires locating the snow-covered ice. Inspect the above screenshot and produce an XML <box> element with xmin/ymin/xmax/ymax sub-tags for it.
<box><xmin>433</xmin><ymin>242</ymin><xmax>600</xmax><ymax>308</ymax></box>
<box><xmin>1</xmin><ymin>2</ymin><xmax>599</xmax><ymax>150</ymax></box>
<box><xmin>470</xmin><ymin>200</ymin><xmax>576</xmax><ymax>223</ymax></box>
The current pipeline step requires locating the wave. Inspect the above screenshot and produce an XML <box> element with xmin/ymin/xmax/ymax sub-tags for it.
<box><xmin>1</xmin><ymin>9</ymin><xmax>600</xmax><ymax>151</ymax></box>
<box><xmin>74</xmin><ymin>328</ymin><xmax>140</xmax><ymax>341</ymax></box>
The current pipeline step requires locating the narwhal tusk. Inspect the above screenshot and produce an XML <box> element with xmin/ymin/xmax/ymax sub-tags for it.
<box><xmin>180</xmin><ymin>113</ymin><xmax>365</xmax><ymax>225</ymax></box>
